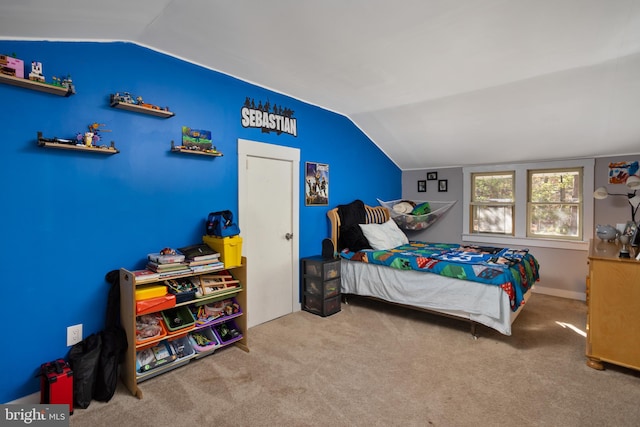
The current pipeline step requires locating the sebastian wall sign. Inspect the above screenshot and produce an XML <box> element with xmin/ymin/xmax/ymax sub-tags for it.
<box><xmin>241</xmin><ymin>97</ymin><xmax>297</xmax><ymax>137</ymax></box>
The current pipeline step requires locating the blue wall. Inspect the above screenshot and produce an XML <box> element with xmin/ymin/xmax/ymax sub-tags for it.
<box><xmin>0</xmin><ymin>40</ymin><xmax>400</xmax><ymax>403</ymax></box>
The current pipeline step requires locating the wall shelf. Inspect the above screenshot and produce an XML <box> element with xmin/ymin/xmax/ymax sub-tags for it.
<box><xmin>170</xmin><ymin>140</ymin><xmax>223</xmax><ymax>157</ymax></box>
<box><xmin>0</xmin><ymin>73</ymin><xmax>75</xmax><ymax>96</ymax></box>
<box><xmin>37</xmin><ymin>132</ymin><xmax>119</xmax><ymax>154</ymax></box>
<box><xmin>110</xmin><ymin>94</ymin><xmax>175</xmax><ymax>118</ymax></box>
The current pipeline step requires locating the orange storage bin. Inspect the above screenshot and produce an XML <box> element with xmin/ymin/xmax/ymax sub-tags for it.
<box><xmin>136</xmin><ymin>294</ymin><xmax>176</xmax><ymax>315</ymax></box>
<box><xmin>136</xmin><ymin>314</ymin><xmax>168</xmax><ymax>346</ymax></box>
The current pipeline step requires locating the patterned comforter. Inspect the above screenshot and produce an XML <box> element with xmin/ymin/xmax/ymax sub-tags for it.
<box><xmin>340</xmin><ymin>242</ymin><xmax>540</xmax><ymax>311</ymax></box>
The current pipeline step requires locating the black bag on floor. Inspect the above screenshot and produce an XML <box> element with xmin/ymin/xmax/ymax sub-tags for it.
<box><xmin>93</xmin><ymin>327</ymin><xmax>126</xmax><ymax>402</ymax></box>
<box><xmin>93</xmin><ymin>270</ymin><xmax>128</xmax><ymax>402</ymax></box>
<box><xmin>68</xmin><ymin>333</ymin><xmax>102</xmax><ymax>409</ymax></box>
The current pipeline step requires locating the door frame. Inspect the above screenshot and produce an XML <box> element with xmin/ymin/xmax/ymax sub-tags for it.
<box><xmin>237</xmin><ymin>139</ymin><xmax>301</xmax><ymax>324</ymax></box>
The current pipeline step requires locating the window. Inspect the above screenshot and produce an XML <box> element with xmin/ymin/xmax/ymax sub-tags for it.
<box><xmin>470</xmin><ymin>172</ymin><xmax>514</xmax><ymax>235</ymax></box>
<box><xmin>463</xmin><ymin>159</ymin><xmax>594</xmax><ymax>250</ymax></box>
<box><xmin>528</xmin><ymin>168</ymin><xmax>582</xmax><ymax>240</ymax></box>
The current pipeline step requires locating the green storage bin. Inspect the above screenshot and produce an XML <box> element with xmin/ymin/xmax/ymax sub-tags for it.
<box><xmin>161</xmin><ymin>306</ymin><xmax>195</xmax><ymax>332</ymax></box>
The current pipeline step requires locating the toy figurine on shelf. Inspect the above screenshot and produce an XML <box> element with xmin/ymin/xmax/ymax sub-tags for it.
<box><xmin>136</xmin><ymin>95</ymin><xmax>169</xmax><ymax>112</ymax></box>
<box><xmin>28</xmin><ymin>61</ymin><xmax>45</xmax><ymax>82</ymax></box>
<box><xmin>112</xmin><ymin>92</ymin><xmax>135</xmax><ymax>104</ymax></box>
<box><xmin>51</xmin><ymin>74</ymin><xmax>75</xmax><ymax>94</ymax></box>
<box><xmin>76</xmin><ymin>122</ymin><xmax>111</xmax><ymax>147</ymax></box>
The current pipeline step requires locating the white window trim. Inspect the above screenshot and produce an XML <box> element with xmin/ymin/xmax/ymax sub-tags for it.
<box><xmin>462</xmin><ymin>159</ymin><xmax>594</xmax><ymax>251</ymax></box>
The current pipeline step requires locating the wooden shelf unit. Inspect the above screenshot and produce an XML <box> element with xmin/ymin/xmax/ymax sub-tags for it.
<box><xmin>0</xmin><ymin>73</ymin><xmax>74</xmax><ymax>96</ymax></box>
<box><xmin>37</xmin><ymin>132</ymin><xmax>119</xmax><ymax>154</ymax></box>
<box><xmin>120</xmin><ymin>257</ymin><xmax>248</xmax><ymax>398</ymax></box>
<box><xmin>586</xmin><ymin>240</ymin><xmax>640</xmax><ymax>372</ymax></box>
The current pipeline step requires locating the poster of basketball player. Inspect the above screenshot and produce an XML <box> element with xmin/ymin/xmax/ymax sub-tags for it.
<box><xmin>305</xmin><ymin>162</ymin><xmax>329</xmax><ymax>206</ymax></box>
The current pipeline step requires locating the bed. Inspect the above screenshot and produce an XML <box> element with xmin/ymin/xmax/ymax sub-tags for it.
<box><xmin>327</xmin><ymin>200</ymin><xmax>540</xmax><ymax>336</ymax></box>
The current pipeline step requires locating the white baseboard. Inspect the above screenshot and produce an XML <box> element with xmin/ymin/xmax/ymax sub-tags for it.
<box><xmin>7</xmin><ymin>391</ymin><xmax>39</xmax><ymax>404</ymax></box>
<box><xmin>532</xmin><ymin>285</ymin><xmax>586</xmax><ymax>302</ymax></box>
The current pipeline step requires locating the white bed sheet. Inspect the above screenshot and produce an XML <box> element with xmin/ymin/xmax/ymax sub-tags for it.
<box><xmin>341</xmin><ymin>258</ymin><xmax>529</xmax><ymax>335</ymax></box>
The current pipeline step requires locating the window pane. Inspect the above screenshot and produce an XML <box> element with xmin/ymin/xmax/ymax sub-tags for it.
<box><xmin>530</xmin><ymin>170</ymin><xmax>580</xmax><ymax>203</ymax></box>
<box><xmin>529</xmin><ymin>204</ymin><xmax>580</xmax><ymax>237</ymax></box>
<box><xmin>472</xmin><ymin>206</ymin><xmax>513</xmax><ymax>234</ymax></box>
<box><xmin>473</xmin><ymin>173</ymin><xmax>513</xmax><ymax>202</ymax></box>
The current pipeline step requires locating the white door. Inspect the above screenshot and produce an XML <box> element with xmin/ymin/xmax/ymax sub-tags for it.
<box><xmin>238</xmin><ymin>139</ymin><xmax>300</xmax><ymax>328</ymax></box>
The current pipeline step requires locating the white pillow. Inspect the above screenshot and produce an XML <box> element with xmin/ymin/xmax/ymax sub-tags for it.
<box><xmin>359</xmin><ymin>219</ymin><xmax>409</xmax><ymax>250</ymax></box>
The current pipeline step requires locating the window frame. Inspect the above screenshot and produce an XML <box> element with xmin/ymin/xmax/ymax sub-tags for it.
<box><xmin>462</xmin><ymin>159</ymin><xmax>594</xmax><ymax>250</ymax></box>
<box><xmin>470</xmin><ymin>171</ymin><xmax>515</xmax><ymax>236</ymax></box>
<box><xmin>527</xmin><ymin>167</ymin><xmax>583</xmax><ymax>241</ymax></box>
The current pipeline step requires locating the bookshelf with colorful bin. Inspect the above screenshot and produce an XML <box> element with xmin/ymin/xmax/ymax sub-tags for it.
<box><xmin>120</xmin><ymin>257</ymin><xmax>248</xmax><ymax>399</ymax></box>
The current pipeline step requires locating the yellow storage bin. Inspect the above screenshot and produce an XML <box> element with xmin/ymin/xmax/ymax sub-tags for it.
<box><xmin>202</xmin><ymin>235</ymin><xmax>243</xmax><ymax>268</ymax></box>
<box><xmin>135</xmin><ymin>284</ymin><xmax>167</xmax><ymax>301</ymax></box>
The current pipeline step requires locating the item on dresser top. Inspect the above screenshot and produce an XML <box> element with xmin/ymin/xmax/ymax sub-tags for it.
<box><xmin>595</xmin><ymin>224</ymin><xmax>619</xmax><ymax>242</ymax></box>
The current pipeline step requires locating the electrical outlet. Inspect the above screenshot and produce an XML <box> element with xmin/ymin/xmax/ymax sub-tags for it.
<box><xmin>67</xmin><ymin>324</ymin><xmax>82</xmax><ymax>346</ymax></box>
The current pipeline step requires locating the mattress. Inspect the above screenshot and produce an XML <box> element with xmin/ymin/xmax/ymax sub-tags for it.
<box><xmin>340</xmin><ymin>258</ymin><xmax>531</xmax><ymax>335</ymax></box>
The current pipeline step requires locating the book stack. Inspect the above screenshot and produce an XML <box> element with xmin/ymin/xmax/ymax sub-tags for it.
<box><xmin>147</xmin><ymin>252</ymin><xmax>191</xmax><ymax>278</ymax></box>
<box><xmin>178</xmin><ymin>243</ymin><xmax>224</xmax><ymax>273</ymax></box>
<box><xmin>131</xmin><ymin>269</ymin><xmax>161</xmax><ymax>283</ymax></box>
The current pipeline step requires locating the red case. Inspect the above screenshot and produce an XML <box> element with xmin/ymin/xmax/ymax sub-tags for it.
<box><xmin>40</xmin><ymin>359</ymin><xmax>74</xmax><ymax>415</ymax></box>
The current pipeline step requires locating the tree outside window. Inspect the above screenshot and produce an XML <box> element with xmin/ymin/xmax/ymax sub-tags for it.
<box><xmin>528</xmin><ymin>168</ymin><xmax>582</xmax><ymax>240</ymax></box>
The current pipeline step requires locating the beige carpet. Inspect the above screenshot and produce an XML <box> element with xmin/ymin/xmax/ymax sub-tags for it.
<box><xmin>70</xmin><ymin>293</ymin><xmax>640</xmax><ymax>427</ymax></box>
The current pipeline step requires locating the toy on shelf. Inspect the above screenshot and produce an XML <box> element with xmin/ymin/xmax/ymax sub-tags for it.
<box><xmin>37</xmin><ymin>131</ymin><xmax>118</xmax><ymax>154</ymax></box>
<box><xmin>112</xmin><ymin>92</ymin><xmax>136</xmax><ymax>104</ymax></box>
<box><xmin>0</xmin><ymin>54</ymin><xmax>75</xmax><ymax>96</ymax></box>
<box><xmin>136</xmin><ymin>96</ymin><xmax>167</xmax><ymax>111</ymax></box>
<box><xmin>77</xmin><ymin>122</ymin><xmax>111</xmax><ymax>147</ymax></box>
<box><xmin>28</xmin><ymin>61</ymin><xmax>44</xmax><ymax>82</ymax></box>
<box><xmin>0</xmin><ymin>54</ymin><xmax>24</xmax><ymax>78</ymax></box>
<box><xmin>110</xmin><ymin>92</ymin><xmax>173</xmax><ymax>117</ymax></box>
<box><xmin>169</xmin><ymin>127</ymin><xmax>223</xmax><ymax>157</ymax></box>
<box><xmin>51</xmin><ymin>75</ymin><xmax>75</xmax><ymax>94</ymax></box>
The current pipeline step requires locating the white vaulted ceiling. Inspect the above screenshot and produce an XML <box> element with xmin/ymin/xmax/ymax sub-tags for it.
<box><xmin>2</xmin><ymin>0</ymin><xmax>640</xmax><ymax>169</ymax></box>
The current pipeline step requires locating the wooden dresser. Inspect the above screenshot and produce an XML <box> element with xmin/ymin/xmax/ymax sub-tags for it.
<box><xmin>586</xmin><ymin>239</ymin><xmax>640</xmax><ymax>371</ymax></box>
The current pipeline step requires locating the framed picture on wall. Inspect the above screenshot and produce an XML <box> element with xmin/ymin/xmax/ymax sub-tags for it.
<box><xmin>438</xmin><ymin>179</ymin><xmax>448</xmax><ymax>192</ymax></box>
<box><xmin>305</xmin><ymin>162</ymin><xmax>329</xmax><ymax>206</ymax></box>
<box><xmin>427</xmin><ymin>172</ymin><xmax>438</xmax><ymax>181</ymax></box>
<box><xmin>418</xmin><ymin>180</ymin><xmax>426</xmax><ymax>192</ymax></box>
